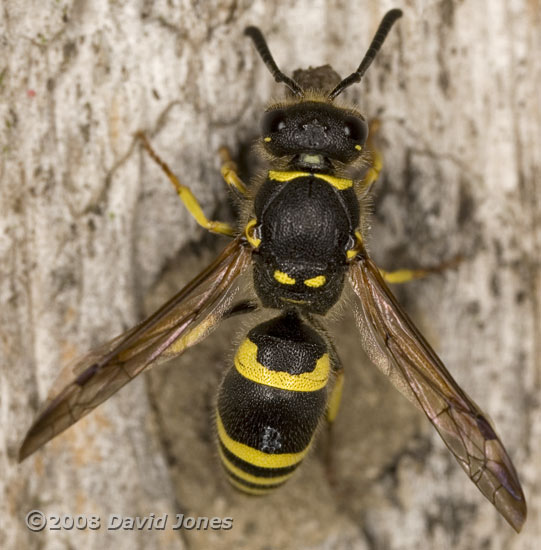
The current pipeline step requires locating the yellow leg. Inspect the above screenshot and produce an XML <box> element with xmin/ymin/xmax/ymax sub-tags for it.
<box><xmin>361</xmin><ymin>119</ymin><xmax>383</xmax><ymax>189</ymax></box>
<box><xmin>326</xmin><ymin>368</ymin><xmax>344</xmax><ymax>424</ymax></box>
<box><xmin>325</xmin><ymin>367</ymin><xmax>344</xmax><ymax>488</ymax></box>
<box><xmin>380</xmin><ymin>255</ymin><xmax>463</xmax><ymax>284</ymax></box>
<box><xmin>136</xmin><ymin>132</ymin><xmax>235</xmax><ymax>236</ymax></box>
<box><xmin>380</xmin><ymin>268</ymin><xmax>430</xmax><ymax>284</ymax></box>
<box><xmin>218</xmin><ymin>146</ymin><xmax>248</xmax><ymax>196</ymax></box>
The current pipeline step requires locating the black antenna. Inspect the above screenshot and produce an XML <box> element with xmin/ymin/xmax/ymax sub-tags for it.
<box><xmin>245</xmin><ymin>26</ymin><xmax>304</xmax><ymax>97</ymax></box>
<box><xmin>328</xmin><ymin>8</ymin><xmax>403</xmax><ymax>100</ymax></box>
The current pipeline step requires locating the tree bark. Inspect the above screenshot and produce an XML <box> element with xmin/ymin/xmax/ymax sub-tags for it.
<box><xmin>1</xmin><ymin>1</ymin><xmax>539</xmax><ymax>549</ymax></box>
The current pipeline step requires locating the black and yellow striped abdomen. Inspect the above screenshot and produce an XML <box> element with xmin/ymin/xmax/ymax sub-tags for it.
<box><xmin>216</xmin><ymin>311</ymin><xmax>330</xmax><ymax>494</ymax></box>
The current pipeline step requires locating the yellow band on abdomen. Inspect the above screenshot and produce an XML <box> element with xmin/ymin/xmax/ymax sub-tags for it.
<box><xmin>216</xmin><ymin>414</ymin><xmax>309</xmax><ymax>469</ymax></box>
<box><xmin>217</xmin><ymin>445</ymin><xmax>295</xmax><ymax>486</ymax></box>
<box><xmin>234</xmin><ymin>339</ymin><xmax>330</xmax><ymax>392</ymax></box>
<box><xmin>225</xmin><ymin>475</ymin><xmax>275</xmax><ymax>495</ymax></box>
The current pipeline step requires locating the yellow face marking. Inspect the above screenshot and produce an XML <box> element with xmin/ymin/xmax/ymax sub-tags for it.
<box><xmin>274</xmin><ymin>270</ymin><xmax>295</xmax><ymax>285</ymax></box>
<box><xmin>217</xmin><ymin>445</ymin><xmax>294</xmax><ymax>486</ymax></box>
<box><xmin>216</xmin><ymin>414</ymin><xmax>309</xmax><ymax>468</ymax></box>
<box><xmin>301</xmin><ymin>154</ymin><xmax>323</xmax><ymax>164</ymax></box>
<box><xmin>355</xmin><ymin>144</ymin><xmax>362</xmax><ymax>151</ymax></box>
<box><xmin>235</xmin><ymin>339</ymin><xmax>330</xmax><ymax>392</ymax></box>
<box><xmin>268</xmin><ymin>170</ymin><xmax>352</xmax><ymax>190</ymax></box>
<box><xmin>263</xmin><ymin>137</ymin><xmax>272</xmax><ymax>142</ymax></box>
<box><xmin>244</xmin><ymin>218</ymin><xmax>261</xmax><ymax>248</ymax></box>
<box><xmin>304</xmin><ymin>275</ymin><xmax>326</xmax><ymax>288</ymax></box>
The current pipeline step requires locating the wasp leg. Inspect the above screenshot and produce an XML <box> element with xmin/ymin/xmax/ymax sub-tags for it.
<box><xmin>380</xmin><ymin>255</ymin><xmax>463</xmax><ymax>284</ymax></box>
<box><xmin>380</xmin><ymin>267</ymin><xmax>430</xmax><ymax>284</ymax></box>
<box><xmin>136</xmin><ymin>131</ymin><xmax>235</xmax><ymax>236</ymax></box>
<box><xmin>324</xmin><ymin>362</ymin><xmax>345</xmax><ymax>488</ymax></box>
<box><xmin>218</xmin><ymin>146</ymin><xmax>248</xmax><ymax>197</ymax></box>
<box><xmin>224</xmin><ymin>300</ymin><xmax>259</xmax><ymax>318</ymax></box>
<box><xmin>326</xmin><ymin>366</ymin><xmax>344</xmax><ymax>425</ymax></box>
<box><xmin>304</xmin><ymin>315</ymin><xmax>343</xmax><ymax>487</ymax></box>
<box><xmin>361</xmin><ymin>119</ymin><xmax>383</xmax><ymax>189</ymax></box>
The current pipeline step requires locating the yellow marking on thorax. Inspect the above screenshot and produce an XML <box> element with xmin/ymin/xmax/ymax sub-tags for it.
<box><xmin>269</xmin><ymin>170</ymin><xmax>310</xmax><ymax>182</ymax></box>
<box><xmin>304</xmin><ymin>275</ymin><xmax>326</xmax><ymax>288</ymax></box>
<box><xmin>280</xmin><ymin>297</ymin><xmax>307</xmax><ymax>305</ymax></box>
<box><xmin>217</xmin><ymin>445</ymin><xmax>295</xmax><ymax>486</ymax></box>
<box><xmin>235</xmin><ymin>339</ymin><xmax>330</xmax><ymax>392</ymax></box>
<box><xmin>315</xmin><ymin>173</ymin><xmax>353</xmax><ymax>190</ymax></box>
<box><xmin>216</xmin><ymin>414</ymin><xmax>309</xmax><ymax>468</ymax></box>
<box><xmin>346</xmin><ymin>230</ymin><xmax>364</xmax><ymax>260</ymax></box>
<box><xmin>268</xmin><ymin>170</ymin><xmax>352</xmax><ymax>190</ymax></box>
<box><xmin>274</xmin><ymin>270</ymin><xmax>295</xmax><ymax>285</ymax></box>
<box><xmin>244</xmin><ymin>218</ymin><xmax>261</xmax><ymax>248</ymax></box>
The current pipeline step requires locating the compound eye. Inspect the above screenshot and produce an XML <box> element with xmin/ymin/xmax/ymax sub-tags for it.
<box><xmin>343</xmin><ymin>116</ymin><xmax>368</xmax><ymax>144</ymax></box>
<box><xmin>261</xmin><ymin>109</ymin><xmax>287</xmax><ymax>135</ymax></box>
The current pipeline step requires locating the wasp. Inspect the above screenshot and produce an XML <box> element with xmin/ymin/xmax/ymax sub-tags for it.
<box><xmin>19</xmin><ymin>9</ymin><xmax>526</xmax><ymax>532</ymax></box>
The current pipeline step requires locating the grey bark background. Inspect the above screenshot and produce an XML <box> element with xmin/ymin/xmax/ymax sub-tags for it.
<box><xmin>1</xmin><ymin>0</ymin><xmax>540</xmax><ymax>549</ymax></box>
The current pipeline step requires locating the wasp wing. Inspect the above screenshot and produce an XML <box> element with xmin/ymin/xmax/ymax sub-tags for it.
<box><xmin>19</xmin><ymin>237</ymin><xmax>252</xmax><ymax>461</ymax></box>
<box><xmin>348</xmin><ymin>252</ymin><xmax>526</xmax><ymax>532</ymax></box>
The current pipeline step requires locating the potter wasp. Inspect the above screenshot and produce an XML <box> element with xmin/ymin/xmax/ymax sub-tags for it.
<box><xmin>19</xmin><ymin>9</ymin><xmax>526</xmax><ymax>532</ymax></box>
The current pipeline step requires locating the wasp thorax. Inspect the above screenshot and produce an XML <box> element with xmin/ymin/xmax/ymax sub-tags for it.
<box><xmin>261</xmin><ymin>102</ymin><xmax>367</xmax><ymax>169</ymax></box>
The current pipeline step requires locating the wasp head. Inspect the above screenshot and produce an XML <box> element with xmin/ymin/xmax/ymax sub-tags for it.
<box><xmin>246</xmin><ymin>9</ymin><xmax>402</xmax><ymax>170</ymax></box>
<box><xmin>260</xmin><ymin>102</ymin><xmax>367</xmax><ymax>170</ymax></box>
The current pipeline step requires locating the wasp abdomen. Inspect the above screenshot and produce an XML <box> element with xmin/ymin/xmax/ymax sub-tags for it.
<box><xmin>253</xmin><ymin>171</ymin><xmax>360</xmax><ymax>314</ymax></box>
<box><xmin>216</xmin><ymin>311</ymin><xmax>329</xmax><ymax>494</ymax></box>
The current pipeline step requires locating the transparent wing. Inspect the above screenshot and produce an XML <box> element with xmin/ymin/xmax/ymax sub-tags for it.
<box><xmin>348</xmin><ymin>252</ymin><xmax>526</xmax><ymax>532</ymax></box>
<box><xmin>19</xmin><ymin>237</ymin><xmax>252</xmax><ymax>461</ymax></box>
